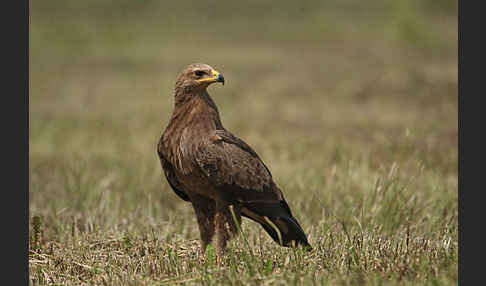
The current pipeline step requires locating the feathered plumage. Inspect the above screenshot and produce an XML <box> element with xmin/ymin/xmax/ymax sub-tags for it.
<box><xmin>157</xmin><ymin>63</ymin><xmax>311</xmax><ymax>254</ymax></box>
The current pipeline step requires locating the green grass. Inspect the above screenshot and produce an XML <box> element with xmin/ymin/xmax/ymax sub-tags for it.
<box><xmin>29</xmin><ymin>0</ymin><xmax>457</xmax><ymax>285</ymax></box>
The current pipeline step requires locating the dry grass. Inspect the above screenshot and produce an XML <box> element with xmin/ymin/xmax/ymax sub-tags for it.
<box><xmin>29</xmin><ymin>0</ymin><xmax>457</xmax><ymax>285</ymax></box>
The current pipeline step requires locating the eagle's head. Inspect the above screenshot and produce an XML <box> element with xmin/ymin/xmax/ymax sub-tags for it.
<box><xmin>175</xmin><ymin>63</ymin><xmax>225</xmax><ymax>92</ymax></box>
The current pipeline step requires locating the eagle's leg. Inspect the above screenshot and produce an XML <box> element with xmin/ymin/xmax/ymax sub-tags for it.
<box><xmin>188</xmin><ymin>193</ymin><xmax>216</xmax><ymax>255</ymax></box>
<box><xmin>214</xmin><ymin>201</ymin><xmax>242</xmax><ymax>254</ymax></box>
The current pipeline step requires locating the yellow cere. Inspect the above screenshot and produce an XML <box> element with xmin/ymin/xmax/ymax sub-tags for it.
<box><xmin>197</xmin><ymin>70</ymin><xmax>221</xmax><ymax>83</ymax></box>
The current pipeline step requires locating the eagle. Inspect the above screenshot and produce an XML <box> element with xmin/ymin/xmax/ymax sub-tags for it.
<box><xmin>157</xmin><ymin>63</ymin><xmax>311</xmax><ymax>254</ymax></box>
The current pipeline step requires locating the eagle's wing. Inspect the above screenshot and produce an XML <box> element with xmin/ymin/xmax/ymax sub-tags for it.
<box><xmin>195</xmin><ymin>129</ymin><xmax>311</xmax><ymax>248</ymax></box>
<box><xmin>158</xmin><ymin>149</ymin><xmax>190</xmax><ymax>202</ymax></box>
<box><xmin>195</xmin><ymin>129</ymin><xmax>275</xmax><ymax>196</ymax></box>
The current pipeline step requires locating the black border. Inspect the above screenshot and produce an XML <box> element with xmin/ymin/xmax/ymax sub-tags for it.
<box><xmin>23</xmin><ymin>0</ymin><xmax>29</xmax><ymax>284</ymax></box>
<box><xmin>10</xmin><ymin>0</ymin><xmax>29</xmax><ymax>283</ymax></box>
<box><xmin>25</xmin><ymin>0</ymin><xmax>30</xmax><ymax>284</ymax></box>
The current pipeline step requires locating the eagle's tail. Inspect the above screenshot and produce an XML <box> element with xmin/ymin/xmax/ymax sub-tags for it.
<box><xmin>240</xmin><ymin>199</ymin><xmax>312</xmax><ymax>250</ymax></box>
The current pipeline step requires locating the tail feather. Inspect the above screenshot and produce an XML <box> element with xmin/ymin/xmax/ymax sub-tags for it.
<box><xmin>241</xmin><ymin>200</ymin><xmax>312</xmax><ymax>250</ymax></box>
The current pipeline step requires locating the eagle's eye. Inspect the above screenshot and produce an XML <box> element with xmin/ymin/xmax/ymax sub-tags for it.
<box><xmin>194</xmin><ymin>70</ymin><xmax>204</xmax><ymax>77</ymax></box>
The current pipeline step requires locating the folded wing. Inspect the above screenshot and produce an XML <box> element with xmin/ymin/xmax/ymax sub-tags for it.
<box><xmin>195</xmin><ymin>129</ymin><xmax>311</xmax><ymax>248</ymax></box>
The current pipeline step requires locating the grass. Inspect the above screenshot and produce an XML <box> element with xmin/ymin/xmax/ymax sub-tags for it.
<box><xmin>29</xmin><ymin>0</ymin><xmax>457</xmax><ymax>285</ymax></box>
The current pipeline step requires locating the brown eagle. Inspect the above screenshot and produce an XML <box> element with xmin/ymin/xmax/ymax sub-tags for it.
<box><xmin>157</xmin><ymin>63</ymin><xmax>311</xmax><ymax>254</ymax></box>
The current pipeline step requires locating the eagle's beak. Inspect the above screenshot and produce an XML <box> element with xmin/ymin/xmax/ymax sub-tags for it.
<box><xmin>215</xmin><ymin>73</ymin><xmax>225</xmax><ymax>85</ymax></box>
<box><xmin>198</xmin><ymin>70</ymin><xmax>225</xmax><ymax>85</ymax></box>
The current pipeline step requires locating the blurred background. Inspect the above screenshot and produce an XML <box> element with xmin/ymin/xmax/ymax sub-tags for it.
<box><xmin>29</xmin><ymin>0</ymin><xmax>457</xmax><ymax>235</ymax></box>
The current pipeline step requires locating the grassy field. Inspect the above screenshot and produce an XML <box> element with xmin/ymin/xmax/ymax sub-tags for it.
<box><xmin>29</xmin><ymin>0</ymin><xmax>457</xmax><ymax>285</ymax></box>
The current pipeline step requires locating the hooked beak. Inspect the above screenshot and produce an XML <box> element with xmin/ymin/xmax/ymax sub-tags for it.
<box><xmin>215</xmin><ymin>73</ymin><xmax>225</xmax><ymax>85</ymax></box>
<box><xmin>197</xmin><ymin>69</ymin><xmax>225</xmax><ymax>86</ymax></box>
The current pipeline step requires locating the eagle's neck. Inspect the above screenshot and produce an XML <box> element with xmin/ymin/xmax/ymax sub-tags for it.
<box><xmin>169</xmin><ymin>89</ymin><xmax>223</xmax><ymax>133</ymax></box>
<box><xmin>160</xmin><ymin>89</ymin><xmax>223</xmax><ymax>172</ymax></box>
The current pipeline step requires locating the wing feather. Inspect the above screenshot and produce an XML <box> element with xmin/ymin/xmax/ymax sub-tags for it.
<box><xmin>195</xmin><ymin>129</ymin><xmax>276</xmax><ymax>198</ymax></box>
<box><xmin>193</xmin><ymin>130</ymin><xmax>311</xmax><ymax>248</ymax></box>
